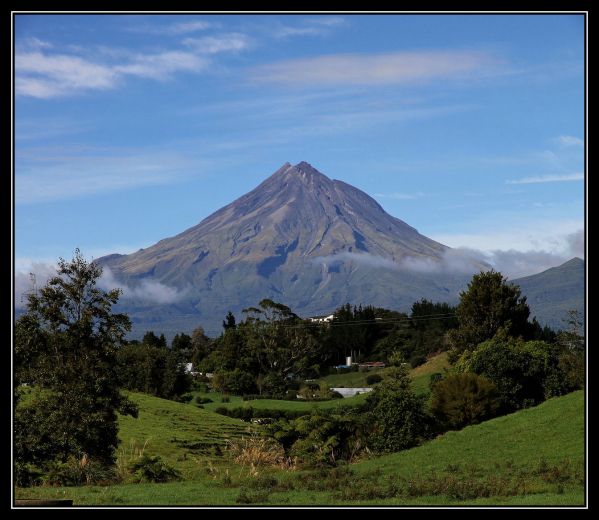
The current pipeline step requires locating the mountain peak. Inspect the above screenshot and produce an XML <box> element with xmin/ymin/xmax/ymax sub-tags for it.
<box><xmin>294</xmin><ymin>161</ymin><xmax>324</xmax><ymax>176</ymax></box>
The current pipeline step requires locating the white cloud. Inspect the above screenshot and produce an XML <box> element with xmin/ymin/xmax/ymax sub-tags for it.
<box><xmin>114</xmin><ymin>51</ymin><xmax>208</xmax><ymax>80</ymax></box>
<box><xmin>305</xmin><ymin>16</ymin><xmax>347</xmax><ymax>27</ymax></box>
<box><xmin>506</xmin><ymin>173</ymin><xmax>584</xmax><ymax>184</ymax></box>
<box><xmin>565</xmin><ymin>229</ymin><xmax>584</xmax><ymax>258</ymax></box>
<box><xmin>251</xmin><ymin>50</ymin><xmax>499</xmax><ymax>86</ymax></box>
<box><xmin>555</xmin><ymin>135</ymin><xmax>584</xmax><ymax>147</ymax></box>
<box><xmin>313</xmin><ymin>251</ymin><xmax>400</xmax><ymax>271</ymax></box>
<box><xmin>99</xmin><ymin>267</ymin><xmax>187</xmax><ymax>305</ymax></box>
<box><xmin>275</xmin><ymin>26</ymin><xmax>323</xmax><ymax>38</ymax></box>
<box><xmin>14</xmin><ymin>262</ymin><xmax>58</xmax><ymax>309</ymax></box>
<box><xmin>16</xmin><ymin>51</ymin><xmax>117</xmax><ymax>98</ymax></box>
<box><xmin>273</xmin><ymin>16</ymin><xmax>348</xmax><ymax>38</ymax></box>
<box><xmin>167</xmin><ymin>20</ymin><xmax>211</xmax><ymax>34</ymax></box>
<box><xmin>19</xmin><ymin>37</ymin><xmax>53</xmax><ymax>50</ymax></box>
<box><xmin>125</xmin><ymin>20</ymin><xmax>213</xmax><ymax>35</ymax></box>
<box><xmin>182</xmin><ymin>33</ymin><xmax>251</xmax><ymax>54</ymax></box>
<box><xmin>15</xmin><ymin>33</ymin><xmax>246</xmax><ymax>98</ymax></box>
<box><xmin>430</xmin><ymin>224</ymin><xmax>584</xmax><ymax>278</ymax></box>
<box><xmin>14</xmin><ymin>261</ymin><xmax>186</xmax><ymax>308</ymax></box>
<box><xmin>375</xmin><ymin>192</ymin><xmax>425</xmax><ymax>200</ymax></box>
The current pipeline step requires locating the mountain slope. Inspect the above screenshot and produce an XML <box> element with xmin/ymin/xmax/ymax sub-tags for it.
<box><xmin>96</xmin><ymin>162</ymin><xmax>479</xmax><ymax>337</ymax></box>
<box><xmin>512</xmin><ymin>257</ymin><xmax>585</xmax><ymax>330</ymax></box>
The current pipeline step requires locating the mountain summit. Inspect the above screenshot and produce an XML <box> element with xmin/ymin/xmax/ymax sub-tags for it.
<box><xmin>98</xmin><ymin>162</ymin><xmax>471</xmax><ymax>336</ymax></box>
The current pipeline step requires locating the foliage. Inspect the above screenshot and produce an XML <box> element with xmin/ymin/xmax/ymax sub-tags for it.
<box><xmin>129</xmin><ymin>454</ymin><xmax>181</xmax><ymax>483</ymax></box>
<box><xmin>227</xmin><ymin>431</ymin><xmax>293</xmax><ymax>469</ymax></box>
<box><xmin>388</xmin><ymin>350</ymin><xmax>406</xmax><ymax>367</ymax></box>
<box><xmin>430</xmin><ymin>372</ymin><xmax>500</xmax><ymax>430</ymax></box>
<box><xmin>115</xmin><ymin>342</ymin><xmax>191</xmax><ymax>399</ymax></box>
<box><xmin>14</xmin><ymin>249</ymin><xmax>137</xmax><ymax>474</ymax></box>
<box><xmin>365</xmin><ymin>366</ymin><xmax>430</xmax><ymax>453</ymax></box>
<box><xmin>190</xmin><ymin>326</ymin><xmax>211</xmax><ymax>367</ymax></box>
<box><xmin>268</xmin><ymin>411</ymin><xmax>367</xmax><ymax>467</ymax></box>
<box><xmin>446</xmin><ymin>270</ymin><xmax>531</xmax><ymax>360</ymax></box>
<box><xmin>142</xmin><ymin>331</ymin><xmax>167</xmax><ymax>349</ymax></box>
<box><xmin>455</xmin><ymin>331</ymin><xmax>570</xmax><ymax>412</ymax></box>
<box><xmin>211</xmin><ymin>369</ymin><xmax>257</xmax><ymax>395</ymax></box>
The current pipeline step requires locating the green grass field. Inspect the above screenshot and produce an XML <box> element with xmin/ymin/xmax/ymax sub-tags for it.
<box><xmin>317</xmin><ymin>352</ymin><xmax>450</xmax><ymax>393</ymax></box>
<box><xmin>15</xmin><ymin>387</ymin><xmax>585</xmax><ymax>506</ymax></box>
<box><xmin>192</xmin><ymin>352</ymin><xmax>450</xmax><ymax>416</ymax></box>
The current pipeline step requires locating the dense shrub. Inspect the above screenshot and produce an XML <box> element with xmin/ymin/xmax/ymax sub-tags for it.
<box><xmin>129</xmin><ymin>454</ymin><xmax>181</xmax><ymax>483</ymax></box>
<box><xmin>430</xmin><ymin>372</ymin><xmax>500</xmax><ymax>430</ymax></box>
<box><xmin>455</xmin><ymin>331</ymin><xmax>570</xmax><ymax>412</ymax></box>
<box><xmin>365</xmin><ymin>367</ymin><xmax>430</xmax><ymax>453</ymax></box>
<box><xmin>195</xmin><ymin>396</ymin><xmax>213</xmax><ymax>404</ymax></box>
<box><xmin>175</xmin><ymin>393</ymin><xmax>193</xmax><ymax>404</ymax></box>
<box><xmin>268</xmin><ymin>412</ymin><xmax>368</xmax><ymax>467</ymax></box>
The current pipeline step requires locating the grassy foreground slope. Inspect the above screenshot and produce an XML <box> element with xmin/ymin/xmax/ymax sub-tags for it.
<box><xmin>16</xmin><ymin>391</ymin><xmax>584</xmax><ymax>506</ymax></box>
<box><xmin>343</xmin><ymin>390</ymin><xmax>585</xmax><ymax>505</ymax></box>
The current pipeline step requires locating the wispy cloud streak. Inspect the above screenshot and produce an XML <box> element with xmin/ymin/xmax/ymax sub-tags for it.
<box><xmin>506</xmin><ymin>173</ymin><xmax>584</xmax><ymax>184</ymax></box>
<box><xmin>251</xmin><ymin>50</ymin><xmax>499</xmax><ymax>86</ymax></box>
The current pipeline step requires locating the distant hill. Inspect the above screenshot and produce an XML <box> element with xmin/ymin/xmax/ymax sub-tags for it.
<box><xmin>512</xmin><ymin>257</ymin><xmax>585</xmax><ymax>331</ymax></box>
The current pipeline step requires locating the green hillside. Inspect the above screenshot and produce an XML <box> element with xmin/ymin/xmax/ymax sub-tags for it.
<box><xmin>16</xmin><ymin>390</ymin><xmax>584</xmax><ymax>506</ymax></box>
<box><xmin>513</xmin><ymin>257</ymin><xmax>584</xmax><ymax>330</ymax></box>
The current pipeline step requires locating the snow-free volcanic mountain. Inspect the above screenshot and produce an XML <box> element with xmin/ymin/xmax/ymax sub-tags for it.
<box><xmin>98</xmin><ymin>162</ymin><xmax>478</xmax><ymax>337</ymax></box>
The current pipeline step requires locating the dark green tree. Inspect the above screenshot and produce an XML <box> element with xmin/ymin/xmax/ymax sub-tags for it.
<box><xmin>430</xmin><ymin>372</ymin><xmax>499</xmax><ymax>430</ymax></box>
<box><xmin>171</xmin><ymin>333</ymin><xmax>192</xmax><ymax>353</ymax></box>
<box><xmin>446</xmin><ymin>270</ymin><xmax>531</xmax><ymax>360</ymax></box>
<box><xmin>142</xmin><ymin>331</ymin><xmax>166</xmax><ymax>348</ymax></box>
<box><xmin>365</xmin><ymin>366</ymin><xmax>429</xmax><ymax>453</ymax></box>
<box><xmin>14</xmin><ymin>249</ymin><xmax>138</xmax><ymax>474</ymax></box>
<box><xmin>190</xmin><ymin>326</ymin><xmax>211</xmax><ymax>368</ymax></box>
<box><xmin>222</xmin><ymin>311</ymin><xmax>236</xmax><ymax>331</ymax></box>
<box><xmin>455</xmin><ymin>330</ymin><xmax>569</xmax><ymax>412</ymax></box>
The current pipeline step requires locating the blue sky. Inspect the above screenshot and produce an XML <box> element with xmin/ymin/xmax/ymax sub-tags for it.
<box><xmin>14</xmin><ymin>13</ymin><xmax>585</xmax><ymax>286</ymax></box>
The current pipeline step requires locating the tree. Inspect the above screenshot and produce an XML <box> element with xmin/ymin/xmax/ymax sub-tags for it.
<box><xmin>190</xmin><ymin>326</ymin><xmax>211</xmax><ymax>367</ymax></box>
<box><xmin>222</xmin><ymin>311</ymin><xmax>236</xmax><ymax>331</ymax></box>
<box><xmin>171</xmin><ymin>333</ymin><xmax>192</xmax><ymax>353</ymax></box>
<box><xmin>365</xmin><ymin>366</ymin><xmax>429</xmax><ymax>453</ymax></box>
<box><xmin>15</xmin><ymin>249</ymin><xmax>138</xmax><ymax>475</ymax></box>
<box><xmin>446</xmin><ymin>270</ymin><xmax>531</xmax><ymax>360</ymax></box>
<box><xmin>454</xmin><ymin>330</ymin><xmax>569</xmax><ymax>412</ymax></box>
<box><xmin>430</xmin><ymin>373</ymin><xmax>499</xmax><ymax>431</ymax></box>
<box><xmin>142</xmin><ymin>331</ymin><xmax>166</xmax><ymax>348</ymax></box>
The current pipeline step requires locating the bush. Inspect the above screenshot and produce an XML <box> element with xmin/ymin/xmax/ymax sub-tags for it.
<box><xmin>366</xmin><ymin>374</ymin><xmax>383</xmax><ymax>385</ymax></box>
<box><xmin>365</xmin><ymin>367</ymin><xmax>430</xmax><ymax>453</ymax></box>
<box><xmin>430</xmin><ymin>372</ymin><xmax>500</xmax><ymax>431</ymax></box>
<box><xmin>195</xmin><ymin>396</ymin><xmax>213</xmax><ymax>404</ymax></box>
<box><xmin>227</xmin><ymin>431</ymin><xmax>292</xmax><ymax>469</ymax></box>
<box><xmin>455</xmin><ymin>332</ymin><xmax>569</xmax><ymax>412</ymax></box>
<box><xmin>175</xmin><ymin>393</ymin><xmax>193</xmax><ymax>404</ymax></box>
<box><xmin>129</xmin><ymin>454</ymin><xmax>181</xmax><ymax>483</ymax></box>
<box><xmin>268</xmin><ymin>412</ymin><xmax>367</xmax><ymax>467</ymax></box>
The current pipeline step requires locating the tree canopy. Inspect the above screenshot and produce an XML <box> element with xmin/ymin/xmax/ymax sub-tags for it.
<box><xmin>15</xmin><ymin>249</ymin><xmax>138</xmax><ymax>478</ymax></box>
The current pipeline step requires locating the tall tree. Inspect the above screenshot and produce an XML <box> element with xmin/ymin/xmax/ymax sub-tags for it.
<box><xmin>14</xmin><ymin>249</ymin><xmax>138</xmax><ymax>473</ymax></box>
<box><xmin>446</xmin><ymin>270</ymin><xmax>530</xmax><ymax>360</ymax></box>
